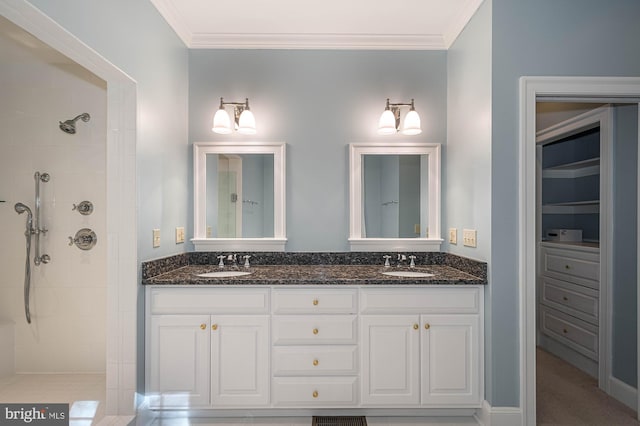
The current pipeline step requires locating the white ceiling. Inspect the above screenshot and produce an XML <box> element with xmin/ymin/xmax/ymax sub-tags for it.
<box><xmin>150</xmin><ymin>0</ymin><xmax>484</xmax><ymax>50</ymax></box>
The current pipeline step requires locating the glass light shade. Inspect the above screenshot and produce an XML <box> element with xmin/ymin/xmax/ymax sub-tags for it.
<box><xmin>378</xmin><ymin>109</ymin><xmax>397</xmax><ymax>135</ymax></box>
<box><xmin>212</xmin><ymin>108</ymin><xmax>232</xmax><ymax>134</ymax></box>
<box><xmin>401</xmin><ymin>110</ymin><xmax>422</xmax><ymax>135</ymax></box>
<box><xmin>238</xmin><ymin>109</ymin><xmax>256</xmax><ymax>135</ymax></box>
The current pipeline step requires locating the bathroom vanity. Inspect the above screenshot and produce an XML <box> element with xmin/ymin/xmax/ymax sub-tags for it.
<box><xmin>142</xmin><ymin>253</ymin><xmax>486</xmax><ymax>416</ymax></box>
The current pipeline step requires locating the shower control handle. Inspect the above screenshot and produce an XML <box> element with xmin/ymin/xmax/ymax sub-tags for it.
<box><xmin>68</xmin><ymin>228</ymin><xmax>97</xmax><ymax>251</ymax></box>
<box><xmin>72</xmin><ymin>201</ymin><xmax>94</xmax><ymax>215</ymax></box>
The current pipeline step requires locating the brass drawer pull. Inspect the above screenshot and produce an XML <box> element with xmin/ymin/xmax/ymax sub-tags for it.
<box><xmin>212</xmin><ymin>324</ymin><xmax>218</xmax><ymax>331</ymax></box>
<box><xmin>313</xmin><ymin>328</ymin><xmax>319</xmax><ymax>335</ymax></box>
<box><xmin>313</xmin><ymin>359</ymin><xmax>319</xmax><ymax>366</ymax></box>
<box><xmin>313</xmin><ymin>299</ymin><xmax>319</xmax><ymax>306</ymax></box>
<box><xmin>413</xmin><ymin>324</ymin><xmax>419</xmax><ymax>330</ymax></box>
<box><xmin>424</xmin><ymin>323</ymin><xmax>431</xmax><ymax>330</ymax></box>
<box><xmin>312</xmin><ymin>390</ymin><xmax>319</xmax><ymax>398</ymax></box>
<box><xmin>200</xmin><ymin>323</ymin><xmax>206</xmax><ymax>330</ymax></box>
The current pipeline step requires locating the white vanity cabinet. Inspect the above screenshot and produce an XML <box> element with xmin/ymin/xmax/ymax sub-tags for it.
<box><xmin>360</xmin><ymin>287</ymin><xmax>483</xmax><ymax>408</ymax></box>
<box><xmin>146</xmin><ymin>287</ymin><xmax>271</xmax><ymax>409</ymax></box>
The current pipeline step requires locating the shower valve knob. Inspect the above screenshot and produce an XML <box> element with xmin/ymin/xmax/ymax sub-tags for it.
<box><xmin>68</xmin><ymin>228</ymin><xmax>97</xmax><ymax>250</ymax></box>
<box><xmin>72</xmin><ymin>201</ymin><xmax>94</xmax><ymax>215</ymax></box>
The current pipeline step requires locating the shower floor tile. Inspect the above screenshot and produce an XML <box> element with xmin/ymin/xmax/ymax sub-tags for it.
<box><xmin>0</xmin><ymin>373</ymin><xmax>106</xmax><ymax>425</ymax></box>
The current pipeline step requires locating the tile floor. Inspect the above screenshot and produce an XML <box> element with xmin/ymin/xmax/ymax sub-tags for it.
<box><xmin>0</xmin><ymin>373</ymin><xmax>106</xmax><ymax>426</ymax></box>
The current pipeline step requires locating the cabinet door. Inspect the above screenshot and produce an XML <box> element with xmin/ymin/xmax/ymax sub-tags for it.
<box><xmin>361</xmin><ymin>315</ymin><xmax>420</xmax><ymax>406</ymax></box>
<box><xmin>148</xmin><ymin>315</ymin><xmax>210</xmax><ymax>408</ymax></box>
<box><xmin>211</xmin><ymin>315</ymin><xmax>270</xmax><ymax>406</ymax></box>
<box><xmin>421</xmin><ymin>315</ymin><xmax>481</xmax><ymax>406</ymax></box>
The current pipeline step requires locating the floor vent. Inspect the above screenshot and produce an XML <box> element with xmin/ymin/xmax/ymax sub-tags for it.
<box><xmin>312</xmin><ymin>416</ymin><xmax>367</xmax><ymax>426</ymax></box>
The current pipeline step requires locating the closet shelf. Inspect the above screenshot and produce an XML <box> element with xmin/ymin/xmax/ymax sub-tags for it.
<box><xmin>542</xmin><ymin>200</ymin><xmax>599</xmax><ymax>214</ymax></box>
<box><xmin>542</xmin><ymin>157</ymin><xmax>600</xmax><ymax>178</ymax></box>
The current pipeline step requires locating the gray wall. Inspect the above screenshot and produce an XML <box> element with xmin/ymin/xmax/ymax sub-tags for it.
<box><xmin>491</xmin><ymin>0</ymin><xmax>640</xmax><ymax>406</ymax></box>
<box><xmin>188</xmin><ymin>49</ymin><xmax>447</xmax><ymax>251</ymax></box>
<box><xmin>27</xmin><ymin>0</ymin><xmax>190</xmax><ymax>262</ymax></box>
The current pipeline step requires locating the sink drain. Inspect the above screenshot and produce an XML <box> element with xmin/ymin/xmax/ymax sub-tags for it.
<box><xmin>312</xmin><ymin>416</ymin><xmax>367</xmax><ymax>426</ymax></box>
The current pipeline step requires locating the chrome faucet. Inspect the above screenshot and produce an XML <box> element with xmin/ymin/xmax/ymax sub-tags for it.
<box><xmin>397</xmin><ymin>254</ymin><xmax>407</xmax><ymax>267</ymax></box>
<box><xmin>227</xmin><ymin>254</ymin><xmax>238</xmax><ymax>268</ymax></box>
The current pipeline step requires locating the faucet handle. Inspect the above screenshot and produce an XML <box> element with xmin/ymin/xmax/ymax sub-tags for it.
<box><xmin>383</xmin><ymin>255</ymin><xmax>391</xmax><ymax>268</ymax></box>
<box><xmin>408</xmin><ymin>255</ymin><xmax>416</xmax><ymax>268</ymax></box>
<box><xmin>243</xmin><ymin>255</ymin><xmax>251</xmax><ymax>268</ymax></box>
<box><xmin>217</xmin><ymin>255</ymin><xmax>225</xmax><ymax>268</ymax></box>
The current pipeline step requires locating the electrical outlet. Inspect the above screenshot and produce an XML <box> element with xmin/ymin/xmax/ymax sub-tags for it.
<box><xmin>449</xmin><ymin>228</ymin><xmax>457</xmax><ymax>245</ymax></box>
<box><xmin>152</xmin><ymin>229</ymin><xmax>161</xmax><ymax>248</ymax></box>
<box><xmin>175</xmin><ymin>227</ymin><xmax>185</xmax><ymax>244</ymax></box>
<box><xmin>463</xmin><ymin>229</ymin><xmax>477</xmax><ymax>247</ymax></box>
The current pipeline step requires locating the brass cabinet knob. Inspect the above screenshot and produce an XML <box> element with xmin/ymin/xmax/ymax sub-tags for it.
<box><xmin>200</xmin><ymin>323</ymin><xmax>206</xmax><ymax>330</ymax></box>
<box><xmin>313</xmin><ymin>359</ymin><xmax>319</xmax><ymax>366</ymax></box>
<box><xmin>313</xmin><ymin>299</ymin><xmax>319</xmax><ymax>306</ymax></box>
<box><xmin>212</xmin><ymin>324</ymin><xmax>218</xmax><ymax>331</ymax></box>
<box><xmin>313</xmin><ymin>328</ymin><xmax>319</xmax><ymax>335</ymax></box>
<box><xmin>312</xmin><ymin>390</ymin><xmax>319</xmax><ymax>398</ymax></box>
<box><xmin>424</xmin><ymin>323</ymin><xmax>431</xmax><ymax>330</ymax></box>
<box><xmin>413</xmin><ymin>324</ymin><xmax>419</xmax><ymax>330</ymax></box>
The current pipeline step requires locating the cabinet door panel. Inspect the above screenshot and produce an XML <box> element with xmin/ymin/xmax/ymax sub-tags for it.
<box><xmin>148</xmin><ymin>315</ymin><xmax>210</xmax><ymax>408</ymax></box>
<box><xmin>421</xmin><ymin>315</ymin><xmax>481</xmax><ymax>406</ymax></box>
<box><xmin>361</xmin><ymin>315</ymin><xmax>420</xmax><ymax>406</ymax></box>
<box><xmin>211</xmin><ymin>315</ymin><xmax>270</xmax><ymax>406</ymax></box>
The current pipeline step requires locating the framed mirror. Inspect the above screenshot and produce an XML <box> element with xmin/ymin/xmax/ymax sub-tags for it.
<box><xmin>349</xmin><ymin>142</ymin><xmax>442</xmax><ymax>251</ymax></box>
<box><xmin>193</xmin><ymin>142</ymin><xmax>286</xmax><ymax>251</ymax></box>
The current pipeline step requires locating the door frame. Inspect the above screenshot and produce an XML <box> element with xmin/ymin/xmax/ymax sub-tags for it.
<box><xmin>519</xmin><ymin>76</ymin><xmax>640</xmax><ymax>425</ymax></box>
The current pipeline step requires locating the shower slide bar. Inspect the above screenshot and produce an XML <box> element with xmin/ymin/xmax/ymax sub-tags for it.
<box><xmin>14</xmin><ymin>171</ymin><xmax>50</xmax><ymax>324</ymax></box>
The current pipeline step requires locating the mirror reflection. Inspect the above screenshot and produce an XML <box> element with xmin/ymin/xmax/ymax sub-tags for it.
<box><xmin>362</xmin><ymin>154</ymin><xmax>428</xmax><ymax>238</ymax></box>
<box><xmin>206</xmin><ymin>153</ymin><xmax>274</xmax><ymax>238</ymax></box>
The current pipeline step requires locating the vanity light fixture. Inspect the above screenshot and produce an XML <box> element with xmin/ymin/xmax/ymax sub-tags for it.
<box><xmin>212</xmin><ymin>97</ymin><xmax>256</xmax><ymax>135</ymax></box>
<box><xmin>378</xmin><ymin>98</ymin><xmax>422</xmax><ymax>136</ymax></box>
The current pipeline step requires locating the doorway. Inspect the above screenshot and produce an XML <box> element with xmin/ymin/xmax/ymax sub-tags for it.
<box><xmin>520</xmin><ymin>77</ymin><xmax>640</xmax><ymax>425</ymax></box>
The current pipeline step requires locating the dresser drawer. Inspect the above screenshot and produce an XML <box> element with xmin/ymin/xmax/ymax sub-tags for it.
<box><xmin>540</xmin><ymin>246</ymin><xmax>599</xmax><ymax>289</ymax></box>
<box><xmin>540</xmin><ymin>277</ymin><xmax>598</xmax><ymax>325</ymax></box>
<box><xmin>149</xmin><ymin>287</ymin><xmax>269</xmax><ymax>314</ymax></box>
<box><xmin>272</xmin><ymin>377</ymin><xmax>358</xmax><ymax>407</ymax></box>
<box><xmin>273</xmin><ymin>346</ymin><xmax>358</xmax><ymax>376</ymax></box>
<box><xmin>272</xmin><ymin>289</ymin><xmax>357</xmax><ymax>314</ymax></box>
<box><xmin>539</xmin><ymin>306</ymin><xmax>598</xmax><ymax>361</ymax></box>
<box><xmin>360</xmin><ymin>287</ymin><xmax>480</xmax><ymax>314</ymax></box>
<box><xmin>272</xmin><ymin>315</ymin><xmax>357</xmax><ymax>345</ymax></box>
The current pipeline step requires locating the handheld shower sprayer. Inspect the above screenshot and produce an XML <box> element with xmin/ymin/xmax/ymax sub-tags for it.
<box><xmin>14</xmin><ymin>202</ymin><xmax>33</xmax><ymax>229</ymax></box>
<box><xmin>59</xmin><ymin>112</ymin><xmax>91</xmax><ymax>134</ymax></box>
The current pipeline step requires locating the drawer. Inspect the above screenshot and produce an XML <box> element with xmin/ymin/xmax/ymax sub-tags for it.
<box><xmin>540</xmin><ymin>277</ymin><xmax>598</xmax><ymax>325</ymax></box>
<box><xmin>540</xmin><ymin>247</ymin><xmax>599</xmax><ymax>289</ymax></box>
<box><xmin>272</xmin><ymin>315</ymin><xmax>357</xmax><ymax>345</ymax></box>
<box><xmin>360</xmin><ymin>287</ymin><xmax>480</xmax><ymax>314</ymax></box>
<box><xmin>272</xmin><ymin>377</ymin><xmax>358</xmax><ymax>407</ymax></box>
<box><xmin>539</xmin><ymin>306</ymin><xmax>598</xmax><ymax>361</ymax></box>
<box><xmin>149</xmin><ymin>287</ymin><xmax>269</xmax><ymax>314</ymax></box>
<box><xmin>273</xmin><ymin>346</ymin><xmax>358</xmax><ymax>376</ymax></box>
<box><xmin>272</xmin><ymin>289</ymin><xmax>357</xmax><ymax>314</ymax></box>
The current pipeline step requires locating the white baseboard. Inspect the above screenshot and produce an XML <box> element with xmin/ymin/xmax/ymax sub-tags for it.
<box><xmin>475</xmin><ymin>400</ymin><xmax>523</xmax><ymax>426</ymax></box>
<box><xmin>609</xmin><ymin>376</ymin><xmax>638</xmax><ymax>411</ymax></box>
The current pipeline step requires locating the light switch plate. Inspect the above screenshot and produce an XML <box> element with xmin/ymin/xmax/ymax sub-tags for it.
<box><xmin>152</xmin><ymin>229</ymin><xmax>161</xmax><ymax>248</ymax></box>
<box><xmin>175</xmin><ymin>227</ymin><xmax>185</xmax><ymax>244</ymax></box>
<box><xmin>463</xmin><ymin>229</ymin><xmax>477</xmax><ymax>247</ymax></box>
<box><xmin>449</xmin><ymin>228</ymin><xmax>457</xmax><ymax>245</ymax></box>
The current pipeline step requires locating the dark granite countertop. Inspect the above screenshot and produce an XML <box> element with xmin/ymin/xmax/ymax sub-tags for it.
<box><xmin>143</xmin><ymin>264</ymin><xmax>485</xmax><ymax>286</ymax></box>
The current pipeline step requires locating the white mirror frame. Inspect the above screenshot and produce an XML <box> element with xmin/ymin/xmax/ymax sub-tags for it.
<box><xmin>192</xmin><ymin>141</ymin><xmax>287</xmax><ymax>251</ymax></box>
<box><xmin>349</xmin><ymin>142</ymin><xmax>442</xmax><ymax>251</ymax></box>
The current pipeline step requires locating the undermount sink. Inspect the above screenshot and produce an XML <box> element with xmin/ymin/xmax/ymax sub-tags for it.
<box><xmin>382</xmin><ymin>270</ymin><xmax>435</xmax><ymax>278</ymax></box>
<box><xmin>196</xmin><ymin>271</ymin><xmax>253</xmax><ymax>278</ymax></box>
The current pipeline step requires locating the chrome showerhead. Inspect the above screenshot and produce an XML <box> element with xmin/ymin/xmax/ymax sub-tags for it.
<box><xmin>59</xmin><ymin>112</ymin><xmax>91</xmax><ymax>134</ymax></box>
<box><xmin>14</xmin><ymin>202</ymin><xmax>32</xmax><ymax>216</ymax></box>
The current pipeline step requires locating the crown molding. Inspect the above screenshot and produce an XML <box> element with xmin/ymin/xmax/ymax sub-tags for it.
<box><xmin>150</xmin><ymin>0</ymin><xmax>193</xmax><ymax>47</ymax></box>
<box><xmin>442</xmin><ymin>0</ymin><xmax>485</xmax><ymax>48</ymax></box>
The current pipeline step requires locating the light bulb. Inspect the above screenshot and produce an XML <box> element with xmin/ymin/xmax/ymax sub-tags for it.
<box><xmin>378</xmin><ymin>109</ymin><xmax>397</xmax><ymax>135</ymax></box>
<box><xmin>238</xmin><ymin>109</ymin><xmax>256</xmax><ymax>135</ymax></box>
<box><xmin>212</xmin><ymin>108</ymin><xmax>232</xmax><ymax>134</ymax></box>
<box><xmin>401</xmin><ymin>109</ymin><xmax>421</xmax><ymax>135</ymax></box>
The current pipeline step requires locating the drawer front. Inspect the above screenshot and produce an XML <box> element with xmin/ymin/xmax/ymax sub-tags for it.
<box><xmin>540</xmin><ymin>277</ymin><xmax>598</xmax><ymax>325</ymax></box>
<box><xmin>273</xmin><ymin>346</ymin><xmax>358</xmax><ymax>376</ymax></box>
<box><xmin>272</xmin><ymin>377</ymin><xmax>358</xmax><ymax>406</ymax></box>
<box><xmin>540</xmin><ymin>247</ymin><xmax>599</xmax><ymax>289</ymax></box>
<box><xmin>360</xmin><ymin>287</ymin><xmax>480</xmax><ymax>314</ymax></box>
<box><xmin>272</xmin><ymin>289</ymin><xmax>358</xmax><ymax>314</ymax></box>
<box><xmin>150</xmin><ymin>287</ymin><xmax>269</xmax><ymax>314</ymax></box>
<box><xmin>272</xmin><ymin>315</ymin><xmax>357</xmax><ymax>345</ymax></box>
<box><xmin>540</xmin><ymin>306</ymin><xmax>598</xmax><ymax>361</ymax></box>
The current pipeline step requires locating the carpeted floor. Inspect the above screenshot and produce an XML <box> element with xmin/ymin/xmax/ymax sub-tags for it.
<box><xmin>537</xmin><ymin>347</ymin><xmax>639</xmax><ymax>425</ymax></box>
